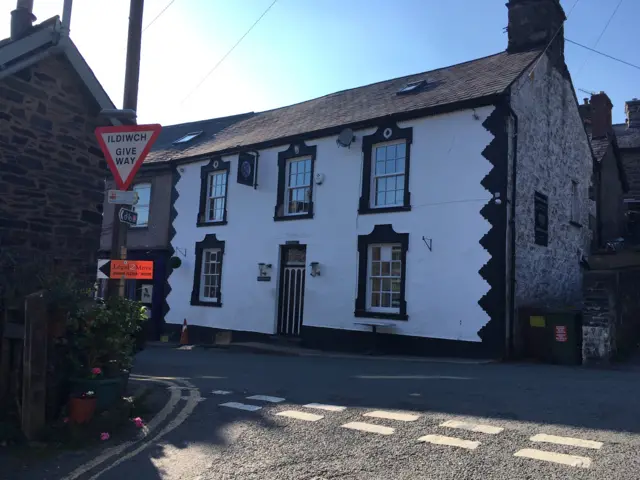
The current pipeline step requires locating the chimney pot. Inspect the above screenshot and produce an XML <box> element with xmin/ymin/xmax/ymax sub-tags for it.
<box><xmin>10</xmin><ymin>0</ymin><xmax>36</xmax><ymax>41</ymax></box>
<box><xmin>626</xmin><ymin>99</ymin><xmax>640</xmax><ymax>129</ymax></box>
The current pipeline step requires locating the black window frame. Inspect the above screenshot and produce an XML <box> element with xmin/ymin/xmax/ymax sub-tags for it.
<box><xmin>274</xmin><ymin>142</ymin><xmax>317</xmax><ymax>221</ymax></box>
<box><xmin>191</xmin><ymin>233</ymin><xmax>225</xmax><ymax>307</ymax></box>
<box><xmin>197</xmin><ymin>158</ymin><xmax>230</xmax><ymax>227</ymax></box>
<box><xmin>534</xmin><ymin>191</ymin><xmax>549</xmax><ymax>246</ymax></box>
<box><xmin>359</xmin><ymin>121</ymin><xmax>412</xmax><ymax>215</ymax></box>
<box><xmin>355</xmin><ymin>224</ymin><xmax>409</xmax><ymax>321</ymax></box>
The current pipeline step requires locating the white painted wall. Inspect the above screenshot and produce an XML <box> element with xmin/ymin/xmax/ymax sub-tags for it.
<box><xmin>167</xmin><ymin>107</ymin><xmax>495</xmax><ymax>342</ymax></box>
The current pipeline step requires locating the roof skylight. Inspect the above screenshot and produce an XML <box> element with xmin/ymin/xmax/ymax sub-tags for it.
<box><xmin>397</xmin><ymin>80</ymin><xmax>427</xmax><ymax>95</ymax></box>
<box><xmin>173</xmin><ymin>131</ymin><xmax>202</xmax><ymax>144</ymax></box>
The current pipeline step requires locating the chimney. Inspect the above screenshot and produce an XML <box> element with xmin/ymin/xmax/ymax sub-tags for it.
<box><xmin>506</xmin><ymin>0</ymin><xmax>566</xmax><ymax>62</ymax></box>
<box><xmin>10</xmin><ymin>0</ymin><xmax>36</xmax><ymax>41</ymax></box>
<box><xmin>578</xmin><ymin>97</ymin><xmax>592</xmax><ymax>131</ymax></box>
<box><xmin>626</xmin><ymin>99</ymin><xmax>640</xmax><ymax>129</ymax></box>
<box><xmin>590</xmin><ymin>92</ymin><xmax>613</xmax><ymax>138</ymax></box>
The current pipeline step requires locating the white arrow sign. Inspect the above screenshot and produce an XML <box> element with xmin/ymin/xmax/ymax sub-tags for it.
<box><xmin>95</xmin><ymin>124</ymin><xmax>162</xmax><ymax>190</ymax></box>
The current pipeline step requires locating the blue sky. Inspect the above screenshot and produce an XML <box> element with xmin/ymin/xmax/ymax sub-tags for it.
<box><xmin>2</xmin><ymin>0</ymin><xmax>639</xmax><ymax>125</ymax></box>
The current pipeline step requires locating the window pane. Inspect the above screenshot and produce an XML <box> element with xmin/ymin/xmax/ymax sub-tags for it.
<box><xmin>304</xmin><ymin>172</ymin><xmax>311</xmax><ymax>186</ymax></box>
<box><xmin>290</xmin><ymin>161</ymin><xmax>298</xmax><ymax>174</ymax></box>
<box><xmin>381</xmin><ymin>262</ymin><xmax>390</xmax><ymax>276</ymax></box>
<box><xmin>371</xmin><ymin>293</ymin><xmax>380</xmax><ymax>307</ymax></box>
<box><xmin>134</xmin><ymin>206</ymin><xmax>149</xmax><ymax>226</ymax></box>
<box><xmin>396</xmin><ymin>158</ymin><xmax>405</xmax><ymax>173</ymax></box>
<box><xmin>396</xmin><ymin>142</ymin><xmax>406</xmax><ymax>159</ymax></box>
<box><xmin>376</xmin><ymin>147</ymin><xmax>386</xmax><ymax>162</ymax></box>
<box><xmin>391</xmin><ymin>279</ymin><xmax>401</xmax><ymax>292</ymax></box>
<box><xmin>391</xmin><ymin>261</ymin><xmax>401</xmax><ymax>276</ymax></box>
<box><xmin>395</xmin><ymin>189</ymin><xmax>404</xmax><ymax>205</ymax></box>
<box><xmin>392</xmin><ymin>246</ymin><xmax>401</xmax><ymax>260</ymax></box>
<box><xmin>297</xmin><ymin>173</ymin><xmax>305</xmax><ymax>186</ymax></box>
<box><xmin>382</xmin><ymin>278</ymin><xmax>391</xmax><ymax>291</ymax></box>
<box><xmin>386</xmin><ymin>159</ymin><xmax>396</xmax><ymax>174</ymax></box>
<box><xmin>381</xmin><ymin>293</ymin><xmax>391</xmax><ymax>307</ymax></box>
<box><xmin>371</xmin><ymin>262</ymin><xmax>381</xmax><ymax>276</ymax></box>
<box><xmin>134</xmin><ymin>183</ymin><xmax>151</xmax><ymax>207</ymax></box>
<box><xmin>376</xmin><ymin>161</ymin><xmax>386</xmax><ymax>175</ymax></box>
<box><xmin>371</xmin><ymin>246</ymin><xmax>381</xmax><ymax>260</ymax></box>
<box><xmin>392</xmin><ymin>293</ymin><xmax>401</xmax><ymax>308</ymax></box>
<box><xmin>372</xmin><ymin>277</ymin><xmax>381</xmax><ymax>291</ymax></box>
<box><xmin>386</xmin><ymin>144</ymin><xmax>396</xmax><ymax>159</ymax></box>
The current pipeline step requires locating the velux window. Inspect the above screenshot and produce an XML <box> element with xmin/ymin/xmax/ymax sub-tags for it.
<box><xmin>286</xmin><ymin>157</ymin><xmax>312</xmax><ymax>215</ymax></box>
<box><xmin>173</xmin><ymin>131</ymin><xmax>202</xmax><ymax>144</ymax></box>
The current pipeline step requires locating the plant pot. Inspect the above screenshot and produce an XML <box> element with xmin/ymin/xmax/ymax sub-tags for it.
<box><xmin>69</xmin><ymin>374</ymin><xmax>127</xmax><ymax>412</ymax></box>
<box><xmin>68</xmin><ymin>396</ymin><xmax>97</xmax><ymax>424</ymax></box>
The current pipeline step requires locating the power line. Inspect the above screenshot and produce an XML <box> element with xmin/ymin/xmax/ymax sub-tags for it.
<box><xmin>180</xmin><ymin>0</ymin><xmax>278</xmax><ymax>105</ymax></box>
<box><xmin>575</xmin><ymin>0</ymin><xmax>624</xmax><ymax>76</ymax></box>
<box><xmin>142</xmin><ymin>0</ymin><xmax>177</xmax><ymax>33</ymax></box>
<box><xmin>566</xmin><ymin>38</ymin><xmax>640</xmax><ymax>71</ymax></box>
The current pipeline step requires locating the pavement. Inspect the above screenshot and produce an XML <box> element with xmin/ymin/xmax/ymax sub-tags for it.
<box><xmin>6</xmin><ymin>346</ymin><xmax>640</xmax><ymax>479</ymax></box>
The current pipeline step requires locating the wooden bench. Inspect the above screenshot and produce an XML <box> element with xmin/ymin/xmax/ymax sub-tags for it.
<box><xmin>354</xmin><ymin>321</ymin><xmax>394</xmax><ymax>355</ymax></box>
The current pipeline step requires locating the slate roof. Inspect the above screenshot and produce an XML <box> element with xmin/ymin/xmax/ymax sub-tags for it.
<box><xmin>613</xmin><ymin>123</ymin><xmax>640</xmax><ymax>149</ymax></box>
<box><xmin>144</xmin><ymin>112</ymin><xmax>256</xmax><ymax>164</ymax></box>
<box><xmin>155</xmin><ymin>49</ymin><xmax>541</xmax><ymax>163</ymax></box>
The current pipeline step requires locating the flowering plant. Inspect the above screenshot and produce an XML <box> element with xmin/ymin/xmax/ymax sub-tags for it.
<box><xmin>90</xmin><ymin>367</ymin><xmax>102</xmax><ymax>378</ymax></box>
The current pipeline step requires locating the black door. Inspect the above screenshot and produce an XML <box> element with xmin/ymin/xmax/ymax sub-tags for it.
<box><xmin>277</xmin><ymin>245</ymin><xmax>306</xmax><ymax>336</ymax></box>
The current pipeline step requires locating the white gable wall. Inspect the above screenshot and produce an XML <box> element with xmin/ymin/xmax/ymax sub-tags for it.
<box><xmin>167</xmin><ymin>106</ymin><xmax>495</xmax><ymax>342</ymax></box>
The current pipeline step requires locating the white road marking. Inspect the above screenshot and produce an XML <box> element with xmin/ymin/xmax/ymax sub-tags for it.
<box><xmin>440</xmin><ymin>420</ymin><xmax>504</xmax><ymax>434</ymax></box>
<box><xmin>363</xmin><ymin>410</ymin><xmax>420</xmax><ymax>422</ymax></box>
<box><xmin>354</xmin><ymin>375</ymin><xmax>473</xmax><ymax>380</ymax></box>
<box><xmin>276</xmin><ymin>410</ymin><xmax>324</xmax><ymax>422</ymax></box>
<box><xmin>246</xmin><ymin>395</ymin><xmax>285</xmax><ymax>403</ymax></box>
<box><xmin>220</xmin><ymin>402</ymin><xmax>263</xmax><ymax>412</ymax></box>
<box><xmin>514</xmin><ymin>448</ymin><xmax>592</xmax><ymax>468</ymax></box>
<box><xmin>304</xmin><ymin>403</ymin><xmax>346</xmax><ymax>412</ymax></box>
<box><xmin>418</xmin><ymin>434</ymin><xmax>480</xmax><ymax>450</ymax></box>
<box><xmin>530</xmin><ymin>433</ymin><xmax>603</xmax><ymax>450</ymax></box>
<box><xmin>211</xmin><ymin>390</ymin><xmax>232</xmax><ymax>395</ymax></box>
<box><xmin>341</xmin><ymin>422</ymin><xmax>395</xmax><ymax>435</ymax></box>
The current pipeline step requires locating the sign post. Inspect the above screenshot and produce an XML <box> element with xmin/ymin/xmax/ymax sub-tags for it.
<box><xmin>95</xmin><ymin>124</ymin><xmax>160</xmax><ymax>298</ymax></box>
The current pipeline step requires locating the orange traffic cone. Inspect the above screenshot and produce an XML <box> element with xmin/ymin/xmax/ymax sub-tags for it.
<box><xmin>179</xmin><ymin>318</ymin><xmax>189</xmax><ymax>345</ymax></box>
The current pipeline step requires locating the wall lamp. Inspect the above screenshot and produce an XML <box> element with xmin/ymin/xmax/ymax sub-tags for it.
<box><xmin>309</xmin><ymin>262</ymin><xmax>321</xmax><ymax>277</ymax></box>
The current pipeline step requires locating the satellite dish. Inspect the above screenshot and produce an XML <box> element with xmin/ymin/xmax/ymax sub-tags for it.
<box><xmin>336</xmin><ymin>128</ymin><xmax>355</xmax><ymax>148</ymax></box>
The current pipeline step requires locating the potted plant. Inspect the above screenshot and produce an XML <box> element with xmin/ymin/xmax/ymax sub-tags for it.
<box><xmin>68</xmin><ymin>390</ymin><xmax>97</xmax><ymax>424</ymax></box>
<box><xmin>65</xmin><ymin>296</ymin><xmax>148</xmax><ymax>412</ymax></box>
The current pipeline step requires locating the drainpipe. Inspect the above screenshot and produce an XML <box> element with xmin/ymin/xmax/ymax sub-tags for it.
<box><xmin>11</xmin><ymin>0</ymin><xmax>36</xmax><ymax>41</ymax></box>
<box><xmin>506</xmin><ymin>104</ymin><xmax>519</xmax><ymax>360</ymax></box>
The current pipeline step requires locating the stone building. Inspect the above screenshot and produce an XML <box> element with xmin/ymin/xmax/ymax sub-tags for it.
<box><xmin>614</xmin><ymin>99</ymin><xmax>640</xmax><ymax>242</ymax></box>
<box><xmin>0</xmin><ymin>12</ymin><xmax>114</xmax><ymax>311</ymax></box>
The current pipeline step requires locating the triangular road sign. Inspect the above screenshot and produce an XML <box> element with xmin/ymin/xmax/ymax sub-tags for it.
<box><xmin>95</xmin><ymin>124</ymin><xmax>162</xmax><ymax>190</ymax></box>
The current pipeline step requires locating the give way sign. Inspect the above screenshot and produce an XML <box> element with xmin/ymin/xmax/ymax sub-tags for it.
<box><xmin>95</xmin><ymin>124</ymin><xmax>162</xmax><ymax>190</ymax></box>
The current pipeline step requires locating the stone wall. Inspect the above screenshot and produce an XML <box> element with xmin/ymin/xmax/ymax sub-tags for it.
<box><xmin>0</xmin><ymin>54</ymin><xmax>108</xmax><ymax>300</ymax></box>
<box><xmin>582</xmin><ymin>264</ymin><xmax>640</xmax><ymax>364</ymax></box>
<box><xmin>598</xmin><ymin>143</ymin><xmax>626</xmax><ymax>243</ymax></box>
<box><xmin>621</xmin><ymin>149</ymin><xmax>640</xmax><ymax>201</ymax></box>
<box><xmin>510</xmin><ymin>52</ymin><xmax>594</xmax><ymax>309</ymax></box>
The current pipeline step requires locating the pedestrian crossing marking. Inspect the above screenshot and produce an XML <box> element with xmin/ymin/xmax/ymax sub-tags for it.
<box><xmin>514</xmin><ymin>448</ymin><xmax>591</xmax><ymax>468</ymax></box>
<box><xmin>530</xmin><ymin>433</ymin><xmax>603</xmax><ymax>450</ymax></box>
<box><xmin>304</xmin><ymin>403</ymin><xmax>346</xmax><ymax>412</ymax></box>
<box><xmin>440</xmin><ymin>420</ymin><xmax>504</xmax><ymax>434</ymax></box>
<box><xmin>418</xmin><ymin>434</ymin><xmax>480</xmax><ymax>450</ymax></box>
<box><xmin>363</xmin><ymin>410</ymin><xmax>420</xmax><ymax>422</ymax></box>
<box><xmin>220</xmin><ymin>402</ymin><xmax>262</xmax><ymax>412</ymax></box>
<box><xmin>246</xmin><ymin>395</ymin><xmax>285</xmax><ymax>403</ymax></box>
<box><xmin>276</xmin><ymin>410</ymin><xmax>324</xmax><ymax>422</ymax></box>
<box><xmin>341</xmin><ymin>422</ymin><xmax>395</xmax><ymax>435</ymax></box>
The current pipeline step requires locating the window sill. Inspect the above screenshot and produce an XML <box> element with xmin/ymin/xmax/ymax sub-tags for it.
<box><xmin>274</xmin><ymin>212</ymin><xmax>314</xmax><ymax>222</ymax></box>
<box><xmin>569</xmin><ymin>221</ymin><xmax>583</xmax><ymax>229</ymax></box>
<box><xmin>129</xmin><ymin>225</ymin><xmax>149</xmax><ymax>230</ymax></box>
<box><xmin>197</xmin><ymin>220</ymin><xmax>228</xmax><ymax>227</ymax></box>
<box><xmin>358</xmin><ymin>205</ymin><xmax>411</xmax><ymax>215</ymax></box>
<box><xmin>190</xmin><ymin>299</ymin><xmax>222</xmax><ymax>307</ymax></box>
<box><xmin>354</xmin><ymin>309</ymin><xmax>408</xmax><ymax>321</ymax></box>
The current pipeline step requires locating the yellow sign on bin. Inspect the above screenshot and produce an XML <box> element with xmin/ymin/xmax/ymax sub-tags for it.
<box><xmin>529</xmin><ymin>316</ymin><xmax>546</xmax><ymax>328</ymax></box>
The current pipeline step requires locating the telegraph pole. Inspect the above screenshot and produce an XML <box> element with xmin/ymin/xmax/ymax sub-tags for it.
<box><xmin>107</xmin><ymin>0</ymin><xmax>145</xmax><ymax>299</ymax></box>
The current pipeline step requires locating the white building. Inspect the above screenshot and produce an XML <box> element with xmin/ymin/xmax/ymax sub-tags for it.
<box><xmin>163</xmin><ymin>0</ymin><xmax>593</xmax><ymax>359</ymax></box>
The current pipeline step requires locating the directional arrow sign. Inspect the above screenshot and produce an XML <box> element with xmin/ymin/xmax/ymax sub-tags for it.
<box><xmin>97</xmin><ymin>259</ymin><xmax>110</xmax><ymax>279</ymax></box>
<box><xmin>95</xmin><ymin>124</ymin><xmax>162</xmax><ymax>190</ymax></box>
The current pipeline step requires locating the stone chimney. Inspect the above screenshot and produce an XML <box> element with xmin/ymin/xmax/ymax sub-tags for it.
<box><xmin>10</xmin><ymin>0</ymin><xmax>36</xmax><ymax>41</ymax></box>
<box><xmin>590</xmin><ymin>92</ymin><xmax>613</xmax><ymax>138</ymax></box>
<box><xmin>626</xmin><ymin>99</ymin><xmax>640</xmax><ymax>129</ymax></box>
<box><xmin>506</xmin><ymin>0</ymin><xmax>566</xmax><ymax>63</ymax></box>
<box><xmin>578</xmin><ymin>98</ymin><xmax>592</xmax><ymax>130</ymax></box>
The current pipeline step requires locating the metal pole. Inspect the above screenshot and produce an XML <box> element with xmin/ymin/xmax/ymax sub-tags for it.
<box><xmin>107</xmin><ymin>0</ymin><xmax>144</xmax><ymax>299</ymax></box>
<box><xmin>61</xmin><ymin>0</ymin><xmax>73</xmax><ymax>33</ymax></box>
